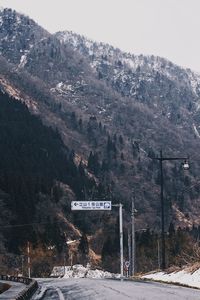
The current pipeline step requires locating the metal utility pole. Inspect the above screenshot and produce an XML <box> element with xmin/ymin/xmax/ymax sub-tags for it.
<box><xmin>27</xmin><ymin>241</ymin><xmax>31</xmax><ymax>278</ymax></box>
<box><xmin>160</xmin><ymin>150</ymin><xmax>165</xmax><ymax>270</ymax></box>
<box><xmin>131</xmin><ymin>196</ymin><xmax>135</xmax><ymax>276</ymax></box>
<box><xmin>112</xmin><ymin>203</ymin><xmax>124</xmax><ymax>278</ymax></box>
<box><xmin>63</xmin><ymin>248</ymin><xmax>66</xmax><ymax>276</ymax></box>
<box><xmin>119</xmin><ymin>203</ymin><xmax>124</xmax><ymax>278</ymax></box>
<box><xmin>70</xmin><ymin>252</ymin><xmax>73</xmax><ymax>268</ymax></box>
<box><xmin>128</xmin><ymin>228</ymin><xmax>131</xmax><ymax>276</ymax></box>
<box><xmin>157</xmin><ymin>238</ymin><xmax>161</xmax><ymax>269</ymax></box>
<box><xmin>21</xmin><ymin>255</ymin><xmax>24</xmax><ymax>276</ymax></box>
<box><xmin>150</xmin><ymin>150</ymin><xmax>189</xmax><ymax>270</ymax></box>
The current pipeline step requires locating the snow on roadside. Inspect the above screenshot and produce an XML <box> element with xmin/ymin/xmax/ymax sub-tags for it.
<box><xmin>51</xmin><ymin>264</ymin><xmax>119</xmax><ymax>279</ymax></box>
<box><xmin>142</xmin><ymin>268</ymin><xmax>200</xmax><ymax>289</ymax></box>
<box><xmin>32</xmin><ymin>286</ymin><xmax>47</xmax><ymax>300</ymax></box>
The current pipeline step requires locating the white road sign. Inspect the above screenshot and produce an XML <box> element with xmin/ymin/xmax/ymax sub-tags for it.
<box><xmin>124</xmin><ymin>261</ymin><xmax>130</xmax><ymax>268</ymax></box>
<box><xmin>71</xmin><ymin>201</ymin><xmax>112</xmax><ymax>211</ymax></box>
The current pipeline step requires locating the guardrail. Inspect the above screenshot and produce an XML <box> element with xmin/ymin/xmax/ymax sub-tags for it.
<box><xmin>0</xmin><ymin>275</ymin><xmax>38</xmax><ymax>300</ymax></box>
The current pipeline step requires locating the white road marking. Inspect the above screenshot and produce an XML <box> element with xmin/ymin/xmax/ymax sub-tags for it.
<box><xmin>33</xmin><ymin>286</ymin><xmax>48</xmax><ymax>299</ymax></box>
<box><xmin>56</xmin><ymin>287</ymin><xmax>65</xmax><ymax>300</ymax></box>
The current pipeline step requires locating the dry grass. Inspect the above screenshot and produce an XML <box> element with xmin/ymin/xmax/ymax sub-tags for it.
<box><xmin>89</xmin><ymin>249</ymin><xmax>101</xmax><ymax>267</ymax></box>
<box><xmin>184</xmin><ymin>262</ymin><xmax>200</xmax><ymax>274</ymax></box>
<box><xmin>142</xmin><ymin>262</ymin><xmax>200</xmax><ymax>276</ymax></box>
<box><xmin>166</xmin><ymin>265</ymin><xmax>182</xmax><ymax>274</ymax></box>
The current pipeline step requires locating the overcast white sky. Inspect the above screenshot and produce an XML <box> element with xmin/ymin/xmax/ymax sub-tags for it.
<box><xmin>1</xmin><ymin>0</ymin><xmax>200</xmax><ymax>71</ymax></box>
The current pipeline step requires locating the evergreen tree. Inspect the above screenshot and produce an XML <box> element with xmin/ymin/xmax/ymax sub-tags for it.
<box><xmin>78</xmin><ymin>234</ymin><xmax>89</xmax><ymax>256</ymax></box>
<box><xmin>168</xmin><ymin>222</ymin><xmax>175</xmax><ymax>237</ymax></box>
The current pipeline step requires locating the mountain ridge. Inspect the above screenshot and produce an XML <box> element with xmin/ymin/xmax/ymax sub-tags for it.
<box><xmin>1</xmin><ymin>7</ymin><xmax>200</xmax><ymax>274</ymax></box>
<box><xmin>0</xmin><ymin>8</ymin><xmax>200</xmax><ymax>234</ymax></box>
<box><xmin>56</xmin><ymin>30</ymin><xmax>200</xmax><ymax>130</ymax></box>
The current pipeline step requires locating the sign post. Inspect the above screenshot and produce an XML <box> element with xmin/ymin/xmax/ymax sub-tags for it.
<box><xmin>119</xmin><ymin>203</ymin><xmax>123</xmax><ymax>278</ymax></box>
<box><xmin>71</xmin><ymin>201</ymin><xmax>123</xmax><ymax>278</ymax></box>
<box><xmin>124</xmin><ymin>261</ymin><xmax>130</xmax><ymax>277</ymax></box>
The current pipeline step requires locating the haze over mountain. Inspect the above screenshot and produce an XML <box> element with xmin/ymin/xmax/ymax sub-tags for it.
<box><xmin>0</xmin><ymin>8</ymin><xmax>200</xmax><ymax>273</ymax></box>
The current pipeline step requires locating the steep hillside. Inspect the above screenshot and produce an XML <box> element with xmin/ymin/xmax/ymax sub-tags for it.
<box><xmin>0</xmin><ymin>8</ymin><xmax>200</xmax><ymax>242</ymax></box>
<box><xmin>0</xmin><ymin>90</ymin><xmax>69</xmax><ymax>251</ymax></box>
<box><xmin>56</xmin><ymin>31</ymin><xmax>200</xmax><ymax>128</ymax></box>
<box><xmin>0</xmin><ymin>89</ymin><xmax>108</xmax><ymax>254</ymax></box>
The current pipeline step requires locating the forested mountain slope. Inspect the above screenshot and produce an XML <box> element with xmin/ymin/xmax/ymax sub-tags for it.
<box><xmin>0</xmin><ymin>8</ymin><xmax>200</xmax><ymax>271</ymax></box>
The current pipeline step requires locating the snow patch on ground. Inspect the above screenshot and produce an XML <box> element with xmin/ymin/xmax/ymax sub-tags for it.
<box><xmin>193</xmin><ymin>124</ymin><xmax>200</xmax><ymax>138</ymax></box>
<box><xmin>18</xmin><ymin>54</ymin><xmax>27</xmax><ymax>68</ymax></box>
<box><xmin>142</xmin><ymin>268</ymin><xmax>200</xmax><ymax>288</ymax></box>
<box><xmin>51</xmin><ymin>264</ymin><xmax>119</xmax><ymax>279</ymax></box>
<box><xmin>186</xmin><ymin>69</ymin><xmax>200</xmax><ymax>96</ymax></box>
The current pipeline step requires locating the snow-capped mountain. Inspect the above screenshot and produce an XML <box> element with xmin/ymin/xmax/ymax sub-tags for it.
<box><xmin>56</xmin><ymin>31</ymin><xmax>200</xmax><ymax>96</ymax></box>
<box><xmin>56</xmin><ymin>31</ymin><xmax>200</xmax><ymax>124</ymax></box>
<box><xmin>0</xmin><ymin>8</ymin><xmax>49</xmax><ymax>65</ymax></box>
<box><xmin>2</xmin><ymin>7</ymin><xmax>200</xmax><ymax>129</ymax></box>
<box><xmin>1</xmin><ymin>7</ymin><xmax>200</xmax><ymax>234</ymax></box>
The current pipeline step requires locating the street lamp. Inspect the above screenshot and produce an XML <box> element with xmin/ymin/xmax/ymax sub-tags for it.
<box><xmin>151</xmin><ymin>150</ymin><xmax>189</xmax><ymax>270</ymax></box>
<box><xmin>183</xmin><ymin>160</ymin><xmax>190</xmax><ymax>170</ymax></box>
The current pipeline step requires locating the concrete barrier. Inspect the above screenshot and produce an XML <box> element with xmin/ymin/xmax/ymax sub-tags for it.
<box><xmin>0</xmin><ymin>275</ymin><xmax>38</xmax><ymax>300</ymax></box>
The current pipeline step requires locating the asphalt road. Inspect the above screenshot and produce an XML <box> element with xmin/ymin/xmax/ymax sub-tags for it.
<box><xmin>33</xmin><ymin>278</ymin><xmax>200</xmax><ymax>300</ymax></box>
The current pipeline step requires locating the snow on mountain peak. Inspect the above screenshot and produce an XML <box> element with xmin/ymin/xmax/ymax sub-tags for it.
<box><xmin>55</xmin><ymin>29</ymin><xmax>200</xmax><ymax>125</ymax></box>
<box><xmin>57</xmin><ymin>30</ymin><xmax>197</xmax><ymax>85</ymax></box>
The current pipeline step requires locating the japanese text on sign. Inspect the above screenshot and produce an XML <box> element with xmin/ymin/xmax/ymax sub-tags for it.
<box><xmin>71</xmin><ymin>201</ymin><xmax>112</xmax><ymax>210</ymax></box>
